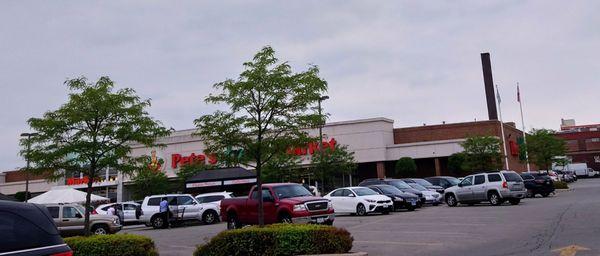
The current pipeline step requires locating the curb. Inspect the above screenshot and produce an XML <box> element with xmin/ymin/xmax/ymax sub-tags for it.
<box><xmin>554</xmin><ymin>188</ymin><xmax>573</xmax><ymax>193</ymax></box>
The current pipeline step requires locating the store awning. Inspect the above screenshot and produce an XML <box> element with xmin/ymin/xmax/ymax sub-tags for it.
<box><xmin>28</xmin><ymin>187</ymin><xmax>109</xmax><ymax>204</ymax></box>
<box><xmin>185</xmin><ymin>167</ymin><xmax>256</xmax><ymax>189</ymax></box>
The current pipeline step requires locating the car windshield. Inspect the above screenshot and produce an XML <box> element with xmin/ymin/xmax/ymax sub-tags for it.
<box><xmin>353</xmin><ymin>187</ymin><xmax>378</xmax><ymax>196</ymax></box>
<box><xmin>446</xmin><ymin>177</ymin><xmax>460</xmax><ymax>186</ymax></box>
<box><xmin>413</xmin><ymin>179</ymin><xmax>433</xmax><ymax>186</ymax></box>
<box><xmin>378</xmin><ymin>185</ymin><xmax>403</xmax><ymax>194</ymax></box>
<box><xmin>408</xmin><ymin>183</ymin><xmax>428</xmax><ymax>191</ymax></box>
<box><xmin>73</xmin><ymin>205</ymin><xmax>85</xmax><ymax>214</ymax></box>
<box><xmin>273</xmin><ymin>185</ymin><xmax>313</xmax><ymax>199</ymax></box>
<box><xmin>389</xmin><ymin>180</ymin><xmax>412</xmax><ymax>189</ymax></box>
<box><xmin>502</xmin><ymin>172</ymin><xmax>523</xmax><ymax>182</ymax></box>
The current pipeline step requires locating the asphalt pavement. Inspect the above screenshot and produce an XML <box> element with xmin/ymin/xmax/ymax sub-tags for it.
<box><xmin>123</xmin><ymin>178</ymin><xmax>600</xmax><ymax>256</ymax></box>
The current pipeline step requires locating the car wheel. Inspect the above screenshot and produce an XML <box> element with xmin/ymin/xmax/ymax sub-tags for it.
<box><xmin>279</xmin><ymin>213</ymin><xmax>293</xmax><ymax>223</ymax></box>
<box><xmin>356</xmin><ymin>204</ymin><xmax>367</xmax><ymax>216</ymax></box>
<box><xmin>202</xmin><ymin>210</ymin><xmax>218</xmax><ymax>225</ymax></box>
<box><xmin>509</xmin><ymin>198</ymin><xmax>521</xmax><ymax>205</ymax></box>
<box><xmin>92</xmin><ymin>225</ymin><xmax>108</xmax><ymax>235</ymax></box>
<box><xmin>446</xmin><ymin>194</ymin><xmax>458</xmax><ymax>207</ymax></box>
<box><xmin>488</xmin><ymin>192</ymin><xmax>501</xmax><ymax>206</ymax></box>
<box><xmin>151</xmin><ymin>216</ymin><xmax>164</xmax><ymax>229</ymax></box>
<box><xmin>227</xmin><ymin>213</ymin><xmax>240</xmax><ymax>230</ymax></box>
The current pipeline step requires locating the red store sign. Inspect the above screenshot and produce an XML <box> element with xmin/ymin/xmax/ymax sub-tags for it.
<box><xmin>171</xmin><ymin>153</ymin><xmax>218</xmax><ymax>169</ymax></box>
<box><xmin>287</xmin><ymin>138</ymin><xmax>337</xmax><ymax>156</ymax></box>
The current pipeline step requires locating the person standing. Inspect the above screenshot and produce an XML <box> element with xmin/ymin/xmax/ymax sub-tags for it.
<box><xmin>106</xmin><ymin>204</ymin><xmax>116</xmax><ymax>216</ymax></box>
<box><xmin>159</xmin><ymin>197</ymin><xmax>170</xmax><ymax>228</ymax></box>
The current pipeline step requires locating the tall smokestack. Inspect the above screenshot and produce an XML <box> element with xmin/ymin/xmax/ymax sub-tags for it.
<box><xmin>481</xmin><ymin>53</ymin><xmax>498</xmax><ymax>120</ymax></box>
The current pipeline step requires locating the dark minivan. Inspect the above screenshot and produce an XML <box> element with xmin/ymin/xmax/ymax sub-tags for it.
<box><xmin>0</xmin><ymin>200</ymin><xmax>72</xmax><ymax>256</ymax></box>
<box><xmin>520</xmin><ymin>173</ymin><xmax>555</xmax><ymax>197</ymax></box>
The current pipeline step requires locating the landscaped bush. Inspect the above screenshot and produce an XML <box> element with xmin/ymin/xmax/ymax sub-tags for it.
<box><xmin>554</xmin><ymin>181</ymin><xmax>569</xmax><ymax>189</ymax></box>
<box><xmin>194</xmin><ymin>224</ymin><xmax>353</xmax><ymax>256</ymax></box>
<box><xmin>64</xmin><ymin>234</ymin><xmax>158</xmax><ymax>256</ymax></box>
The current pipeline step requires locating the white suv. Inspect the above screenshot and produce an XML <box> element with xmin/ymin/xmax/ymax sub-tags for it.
<box><xmin>444</xmin><ymin>171</ymin><xmax>526</xmax><ymax>207</ymax></box>
<box><xmin>139</xmin><ymin>194</ymin><xmax>220</xmax><ymax>228</ymax></box>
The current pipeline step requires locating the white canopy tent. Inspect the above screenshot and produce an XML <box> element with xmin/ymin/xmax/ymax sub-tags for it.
<box><xmin>29</xmin><ymin>187</ymin><xmax>109</xmax><ymax>204</ymax></box>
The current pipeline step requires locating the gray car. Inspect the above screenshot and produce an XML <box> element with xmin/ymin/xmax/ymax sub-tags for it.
<box><xmin>444</xmin><ymin>171</ymin><xmax>526</xmax><ymax>206</ymax></box>
<box><xmin>46</xmin><ymin>203</ymin><xmax>122</xmax><ymax>236</ymax></box>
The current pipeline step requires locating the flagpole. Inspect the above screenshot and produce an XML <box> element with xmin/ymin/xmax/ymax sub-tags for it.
<box><xmin>517</xmin><ymin>82</ymin><xmax>531</xmax><ymax>172</ymax></box>
<box><xmin>496</xmin><ymin>84</ymin><xmax>510</xmax><ymax>170</ymax></box>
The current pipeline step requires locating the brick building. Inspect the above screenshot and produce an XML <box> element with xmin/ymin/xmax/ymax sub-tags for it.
<box><xmin>555</xmin><ymin>119</ymin><xmax>600</xmax><ymax>171</ymax></box>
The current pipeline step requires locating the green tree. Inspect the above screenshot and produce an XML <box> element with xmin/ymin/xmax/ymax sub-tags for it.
<box><xmin>21</xmin><ymin>77</ymin><xmax>170</xmax><ymax>235</ymax></box>
<box><xmin>14</xmin><ymin>191</ymin><xmax>32</xmax><ymax>202</ymax></box>
<box><xmin>262</xmin><ymin>153</ymin><xmax>303</xmax><ymax>183</ymax></box>
<box><xmin>194</xmin><ymin>46</ymin><xmax>327</xmax><ymax>226</ymax></box>
<box><xmin>447</xmin><ymin>152</ymin><xmax>466</xmax><ymax>176</ymax></box>
<box><xmin>395</xmin><ymin>157</ymin><xmax>417</xmax><ymax>177</ymax></box>
<box><xmin>311</xmin><ymin>144</ymin><xmax>357</xmax><ymax>191</ymax></box>
<box><xmin>461</xmin><ymin>135</ymin><xmax>503</xmax><ymax>172</ymax></box>
<box><xmin>130</xmin><ymin>168</ymin><xmax>171</xmax><ymax>200</ymax></box>
<box><xmin>526</xmin><ymin>129</ymin><xmax>567</xmax><ymax>170</ymax></box>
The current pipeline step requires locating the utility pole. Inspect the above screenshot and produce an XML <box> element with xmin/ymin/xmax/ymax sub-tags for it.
<box><xmin>20</xmin><ymin>132</ymin><xmax>38</xmax><ymax>202</ymax></box>
<box><xmin>318</xmin><ymin>95</ymin><xmax>329</xmax><ymax>193</ymax></box>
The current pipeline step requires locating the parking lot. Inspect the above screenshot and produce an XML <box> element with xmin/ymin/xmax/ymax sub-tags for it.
<box><xmin>123</xmin><ymin>179</ymin><xmax>600</xmax><ymax>256</ymax></box>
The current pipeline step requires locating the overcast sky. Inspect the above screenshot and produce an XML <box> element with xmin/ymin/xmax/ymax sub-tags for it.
<box><xmin>1</xmin><ymin>1</ymin><xmax>598</xmax><ymax>171</ymax></box>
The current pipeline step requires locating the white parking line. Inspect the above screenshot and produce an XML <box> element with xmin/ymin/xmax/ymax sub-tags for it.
<box><xmin>350</xmin><ymin>230</ymin><xmax>471</xmax><ymax>236</ymax></box>
<box><xmin>354</xmin><ymin>240</ymin><xmax>444</xmax><ymax>246</ymax></box>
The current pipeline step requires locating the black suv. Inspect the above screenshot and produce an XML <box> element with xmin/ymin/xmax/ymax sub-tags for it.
<box><xmin>368</xmin><ymin>184</ymin><xmax>420</xmax><ymax>211</ymax></box>
<box><xmin>520</xmin><ymin>173</ymin><xmax>555</xmax><ymax>197</ymax></box>
<box><xmin>0</xmin><ymin>200</ymin><xmax>72</xmax><ymax>256</ymax></box>
<box><xmin>359</xmin><ymin>178</ymin><xmax>425</xmax><ymax>206</ymax></box>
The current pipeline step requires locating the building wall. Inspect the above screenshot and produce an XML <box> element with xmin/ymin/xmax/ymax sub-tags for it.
<box><xmin>393</xmin><ymin>120</ymin><xmax>531</xmax><ymax>172</ymax></box>
<box><xmin>555</xmin><ymin>129</ymin><xmax>600</xmax><ymax>171</ymax></box>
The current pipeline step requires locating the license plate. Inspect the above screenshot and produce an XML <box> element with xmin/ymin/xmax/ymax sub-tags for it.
<box><xmin>316</xmin><ymin>217</ymin><xmax>325</xmax><ymax>224</ymax></box>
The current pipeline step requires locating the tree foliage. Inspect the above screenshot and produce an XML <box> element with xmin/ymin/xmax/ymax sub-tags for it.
<box><xmin>194</xmin><ymin>46</ymin><xmax>328</xmax><ymax>226</ymax></box>
<box><xmin>130</xmin><ymin>168</ymin><xmax>171</xmax><ymax>201</ymax></box>
<box><xmin>21</xmin><ymin>77</ymin><xmax>170</xmax><ymax>235</ymax></box>
<box><xmin>310</xmin><ymin>144</ymin><xmax>357</xmax><ymax>190</ymax></box>
<box><xmin>526</xmin><ymin>129</ymin><xmax>567</xmax><ymax>170</ymax></box>
<box><xmin>460</xmin><ymin>135</ymin><xmax>503</xmax><ymax>172</ymax></box>
<box><xmin>447</xmin><ymin>153</ymin><xmax>466</xmax><ymax>176</ymax></box>
<box><xmin>395</xmin><ymin>157</ymin><xmax>417</xmax><ymax>178</ymax></box>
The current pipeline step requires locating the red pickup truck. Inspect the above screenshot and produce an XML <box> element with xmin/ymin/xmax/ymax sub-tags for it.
<box><xmin>220</xmin><ymin>183</ymin><xmax>335</xmax><ymax>229</ymax></box>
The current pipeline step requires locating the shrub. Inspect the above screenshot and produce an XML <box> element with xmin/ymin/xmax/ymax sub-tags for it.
<box><xmin>395</xmin><ymin>157</ymin><xmax>417</xmax><ymax>177</ymax></box>
<box><xmin>64</xmin><ymin>234</ymin><xmax>158</xmax><ymax>256</ymax></box>
<box><xmin>554</xmin><ymin>181</ymin><xmax>569</xmax><ymax>189</ymax></box>
<box><xmin>194</xmin><ymin>224</ymin><xmax>353</xmax><ymax>256</ymax></box>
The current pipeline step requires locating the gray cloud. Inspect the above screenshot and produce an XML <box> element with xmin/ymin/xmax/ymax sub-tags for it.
<box><xmin>1</xmin><ymin>1</ymin><xmax>599</xmax><ymax>170</ymax></box>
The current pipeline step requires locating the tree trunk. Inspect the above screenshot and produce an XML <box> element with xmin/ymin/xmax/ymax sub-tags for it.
<box><xmin>84</xmin><ymin>174</ymin><xmax>93</xmax><ymax>236</ymax></box>
<box><xmin>256</xmin><ymin>159</ymin><xmax>264</xmax><ymax>227</ymax></box>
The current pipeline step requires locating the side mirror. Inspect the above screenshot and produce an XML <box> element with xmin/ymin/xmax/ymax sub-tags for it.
<box><xmin>457</xmin><ymin>183</ymin><xmax>463</xmax><ymax>187</ymax></box>
<box><xmin>348</xmin><ymin>194</ymin><xmax>355</xmax><ymax>197</ymax></box>
<box><xmin>75</xmin><ymin>213</ymin><xmax>82</xmax><ymax>218</ymax></box>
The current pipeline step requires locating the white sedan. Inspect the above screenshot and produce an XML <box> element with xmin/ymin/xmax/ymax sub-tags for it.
<box><xmin>324</xmin><ymin>187</ymin><xmax>393</xmax><ymax>216</ymax></box>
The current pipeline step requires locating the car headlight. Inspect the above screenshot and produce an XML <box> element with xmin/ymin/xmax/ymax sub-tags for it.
<box><xmin>394</xmin><ymin>197</ymin><xmax>404</xmax><ymax>202</ymax></box>
<box><xmin>365</xmin><ymin>199</ymin><xmax>376</xmax><ymax>203</ymax></box>
<box><xmin>293</xmin><ymin>204</ymin><xmax>307</xmax><ymax>212</ymax></box>
<box><xmin>327</xmin><ymin>201</ymin><xmax>333</xmax><ymax>209</ymax></box>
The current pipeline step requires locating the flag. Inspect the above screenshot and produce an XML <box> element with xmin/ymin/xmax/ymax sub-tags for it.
<box><xmin>496</xmin><ymin>87</ymin><xmax>501</xmax><ymax>103</ymax></box>
<box><xmin>517</xmin><ymin>84</ymin><xmax>521</xmax><ymax>102</ymax></box>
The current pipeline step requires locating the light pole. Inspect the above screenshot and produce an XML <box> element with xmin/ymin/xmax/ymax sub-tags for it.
<box><xmin>20</xmin><ymin>132</ymin><xmax>38</xmax><ymax>203</ymax></box>
<box><xmin>318</xmin><ymin>95</ymin><xmax>329</xmax><ymax>193</ymax></box>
